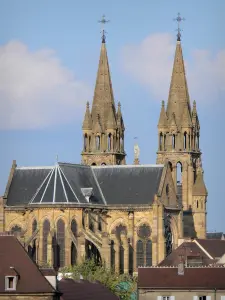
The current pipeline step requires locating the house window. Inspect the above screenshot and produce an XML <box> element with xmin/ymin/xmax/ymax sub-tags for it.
<box><xmin>5</xmin><ymin>276</ymin><xmax>16</xmax><ymax>291</ymax></box>
<box><xmin>199</xmin><ymin>297</ymin><xmax>207</xmax><ymax>300</ymax></box>
<box><xmin>162</xmin><ymin>297</ymin><xmax>170</xmax><ymax>300</ymax></box>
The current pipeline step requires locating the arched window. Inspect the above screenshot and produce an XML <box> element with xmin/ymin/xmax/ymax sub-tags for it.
<box><xmin>196</xmin><ymin>200</ymin><xmax>199</xmax><ymax>208</ymax></box>
<box><xmin>188</xmin><ymin>134</ymin><xmax>191</xmax><ymax>149</ymax></box>
<box><xmin>119</xmin><ymin>244</ymin><xmax>124</xmax><ymax>274</ymax></box>
<box><xmin>146</xmin><ymin>240</ymin><xmax>152</xmax><ymax>266</ymax></box>
<box><xmin>71</xmin><ymin>219</ymin><xmax>77</xmax><ymax>237</ymax></box>
<box><xmin>129</xmin><ymin>244</ymin><xmax>133</xmax><ymax>275</ymax></box>
<box><xmin>159</xmin><ymin>133</ymin><xmax>163</xmax><ymax>150</ymax></box>
<box><xmin>91</xmin><ymin>163</ymin><xmax>97</xmax><ymax>166</ymax></box>
<box><xmin>95</xmin><ymin>136</ymin><xmax>100</xmax><ymax>150</ymax></box>
<box><xmin>84</xmin><ymin>134</ymin><xmax>88</xmax><ymax>151</ymax></box>
<box><xmin>57</xmin><ymin>219</ymin><xmax>65</xmax><ymax>268</ymax></box>
<box><xmin>120</xmin><ymin>137</ymin><xmax>123</xmax><ymax>152</ymax></box>
<box><xmin>108</xmin><ymin>133</ymin><xmax>112</xmax><ymax>151</ymax></box>
<box><xmin>197</xmin><ymin>133</ymin><xmax>200</xmax><ymax>149</ymax></box>
<box><xmin>136</xmin><ymin>240</ymin><xmax>144</xmax><ymax>267</ymax></box>
<box><xmin>184</xmin><ymin>132</ymin><xmax>187</xmax><ymax>150</ymax></box>
<box><xmin>164</xmin><ymin>134</ymin><xmax>167</xmax><ymax>150</ymax></box>
<box><xmin>71</xmin><ymin>242</ymin><xmax>77</xmax><ymax>266</ymax></box>
<box><xmin>32</xmin><ymin>219</ymin><xmax>37</xmax><ymax>233</ymax></box>
<box><xmin>168</xmin><ymin>161</ymin><xmax>173</xmax><ymax>172</ymax></box>
<box><xmin>172</xmin><ymin>134</ymin><xmax>176</xmax><ymax>149</ymax></box>
<box><xmin>42</xmin><ymin>219</ymin><xmax>50</xmax><ymax>264</ymax></box>
<box><xmin>110</xmin><ymin>240</ymin><xmax>115</xmax><ymax>271</ymax></box>
<box><xmin>101</xmin><ymin>163</ymin><xmax>106</xmax><ymax>166</ymax></box>
<box><xmin>176</xmin><ymin>162</ymin><xmax>182</xmax><ymax>184</ymax></box>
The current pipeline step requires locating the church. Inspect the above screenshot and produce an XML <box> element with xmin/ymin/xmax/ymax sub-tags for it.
<box><xmin>0</xmin><ymin>26</ymin><xmax>208</xmax><ymax>274</ymax></box>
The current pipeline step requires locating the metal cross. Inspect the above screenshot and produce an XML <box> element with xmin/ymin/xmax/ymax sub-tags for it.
<box><xmin>98</xmin><ymin>14</ymin><xmax>110</xmax><ymax>42</ymax></box>
<box><xmin>173</xmin><ymin>12</ymin><xmax>185</xmax><ymax>41</ymax></box>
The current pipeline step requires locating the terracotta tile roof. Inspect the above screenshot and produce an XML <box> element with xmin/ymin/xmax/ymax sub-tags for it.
<box><xmin>138</xmin><ymin>266</ymin><xmax>225</xmax><ymax>290</ymax></box>
<box><xmin>196</xmin><ymin>239</ymin><xmax>225</xmax><ymax>258</ymax></box>
<box><xmin>0</xmin><ymin>235</ymin><xmax>57</xmax><ymax>294</ymax></box>
<box><xmin>58</xmin><ymin>278</ymin><xmax>119</xmax><ymax>300</ymax></box>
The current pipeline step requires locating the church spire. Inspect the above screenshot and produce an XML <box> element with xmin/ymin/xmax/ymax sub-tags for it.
<box><xmin>82</xmin><ymin>102</ymin><xmax>92</xmax><ymax>130</ymax></box>
<box><xmin>81</xmin><ymin>17</ymin><xmax>126</xmax><ymax>166</ymax></box>
<box><xmin>166</xmin><ymin>37</ymin><xmax>191</xmax><ymax>126</ymax></box>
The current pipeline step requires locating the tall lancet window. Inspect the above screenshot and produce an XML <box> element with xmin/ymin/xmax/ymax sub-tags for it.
<box><xmin>159</xmin><ymin>133</ymin><xmax>163</xmax><ymax>150</ymax></box>
<box><xmin>96</xmin><ymin>135</ymin><xmax>100</xmax><ymax>150</ymax></box>
<box><xmin>184</xmin><ymin>132</ymin><xmax>187</xmax><ymax>150</ymax></box>
<box><xmin>84</xmin><ymin>134</ymin><xmax>88</xmax><ymax>151</ymax></box>
<box><xmin>172</xmin><ymin>134</ymin><xmax>176</xmax><ymax>149</ymax></box>
<box><xmin>42</xmin><ymin>219</ymin><xmax>50</xmax><ymax>264</ymax></box>
<box><xmin>108</xmin><ymin>133</ymin><xmax>112</xmax><ymax>151</ymax></box>
<box><xmin>57</xmin><ymin>219</ymin><xmax>65</xmax><ymax>267</ymax></box>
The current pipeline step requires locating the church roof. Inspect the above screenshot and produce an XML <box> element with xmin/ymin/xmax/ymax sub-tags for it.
<box><xmin>5</xmin><ymin>163</ymin><xmax>164</xmax><ymax>207</ymax></box>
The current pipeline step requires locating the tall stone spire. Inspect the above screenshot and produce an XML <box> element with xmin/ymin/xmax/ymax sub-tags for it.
<box><xmin>156</xmin><ymin>22</ymin><xmax>207</xmax><ymax>239</ymax></box>
<box><xmin>166</xmin><ymin>39</ymin><xmax>191</xmax><ymax>126</ymax></box>
<box><xmin>81</xmin><ymin>22</ymin><xmax>126</xmax><ymax>166</ymax></box>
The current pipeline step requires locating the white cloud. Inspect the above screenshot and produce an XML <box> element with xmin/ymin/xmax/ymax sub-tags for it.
<box><xmin>121</xmin><ymin>33</ymin><xmax>225</xmax><ymax>104</ymax></box>
<box><xmin>0</xmin><ymin>41</ymin><xmax>91</xmax><ymax>129</ymax></box>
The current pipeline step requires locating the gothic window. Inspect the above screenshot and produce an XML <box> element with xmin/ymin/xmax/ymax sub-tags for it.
<box><xmin>119</xmin><ymin>245</ymin><xmax>124</xmax><ymax>274</ymax></box>
<box><xmin>95</xmin><ymin>136</ymin><xmax>100</xmax><ymax>150</ymax></box>
<box><xmin>184</xmin><ymin>132</ymin><xmax>187</xmax><ymax>150</ymax></box>
<box><xmin>129</xmin><ymin>243</ymin><xmax>133</xmax><ymax>275</ymax></box>
<box><xmin>71</xmin><ymin>242</ymin><xmax>77</xmax><ymax>266</ymax></box>
<box><xmin>101</xmin><ymin>163</ymin><xmax>106</xmax><ymax>166</ymax></box>
<box><xmin>82</xmin><ymin>211</ymin><xmax>85</xmax><ymax>228</ymax></box>
<box><xmin>71</xmin><ymin>219</ymin><xmax>77</xmax><ymax>237</ymax></box>
<box><xmin>110</xmin><ymin>240</ymin><xmax>115</xmax><ymax>271</ymax></box>
<box><xmin>176</xmin><ymin>162</ymin><xmax>182</xmax><ymax>184</ymax></box>
<box><xmin>89</xmin><ymin>136</ymin><xmax>91</xmax><ymax>152</ymax></box>
<box><xmin>159</xmin><ymin>132</ymin><xmax>163</xmax><ymax>150</ymax></box>
<box><xmin>188</xmin><ymin>134</ymin><xmax>191</xmax><ymax>149</ymax></box>
<box><xmin>11</xmin><ymin>225</ymin><xmax>22</xmax><ymax>237</ymax></box>
<box><xmin>164</xmin><ymin>134</ymin><xmax>166</xmax><ymax>150</ymax></box>
<box><xmin>172</xmin><ymin>134</ymin><xmax>176</xmax><ymax>149</ymax></box>
<box><xmin>196</xmin><ymin>200</ymin><xmax>199</xmax><ymax>208</ymax></box>
<box><xmin>57</xmin><ymin>219</ymin><xmax>65</xmax><ymax>268</ymax></box>
<box><xmin>138</xmin><ymin>224</ymin><xmax>151</xmax><ymax>239</ymax></box>
<box><xmin>166</xmin><ymin>184</ymin><xmax>170</xmax><ymax>199</ymax></box>
<box><xmin>42</xmin><ymin>219</ymin><xmax>50</xmax><ymax>264</ymax></box>
<box><xmin>136</xmin><ymin>240</ymin><xmax>144</xmax><ymax>267</ymax></box>
<box><xmin>84</xmin><ymin>134</ymin><xmax>88</xmax><ymax>152</ymax></box>
<box><xmin>32</xmin><ymin>219</ymin><xmax>37</xmax><ymax>234</ymax></box>
<box><xmin>113</xmin><ymin>224</ymin><xmax>127</xmax><ymax>240</ymax></box>
<box><xmin>164</xmin><ymin>215</ymin><xmax>173</xmax><ymax>256</ymax></box>
<box><xmin>91</xmin><ymin>163</ymin><xmax>97</xmax><ymax>166</ymax></box>
<box><xmin>108</xmin><ymin>133</ymin><xmax>112</xmax><ymax>151</ymax></box>
<box><xmin>197</xmin><ymin>133</ymin><xmax>200</xmax><ymax>149</ymax></box>
<box><xmin>136</xmin><ymin>224</ymin><xmax>152</xmax><ymax>267</ymax></box>
<box><xmin>146</xmin><ymin>240</ymin><xmax>152</xmax><ymax>266</ymax></box>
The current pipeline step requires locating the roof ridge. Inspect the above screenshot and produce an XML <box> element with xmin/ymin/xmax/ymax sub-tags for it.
<box><xmin>92</xmin><ymin>164</ymin><xmax>164</xmax><ymax>169</ymax></box>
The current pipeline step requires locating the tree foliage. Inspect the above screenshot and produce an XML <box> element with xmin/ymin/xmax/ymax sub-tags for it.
<box><xmin>61</xmin><ymin>259</ymin><xmax>137</xmax><ymax>299</ymax></box>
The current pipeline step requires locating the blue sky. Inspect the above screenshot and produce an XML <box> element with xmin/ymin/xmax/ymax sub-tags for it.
<box><xmin>0</xmin><ymin>0</ymin><xmax>224</xmax><ymax>232</ymax></box>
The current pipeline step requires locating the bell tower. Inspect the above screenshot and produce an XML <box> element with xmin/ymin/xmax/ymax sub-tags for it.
<box><xmin>81</xmin><ymin>18</ymin><xmax>126</xmax><ymax>166</ymax></box>
<box><xmin>156</xmin><ymin>16</ymin><xmax>207</xmax><ymax>238</ymax></box>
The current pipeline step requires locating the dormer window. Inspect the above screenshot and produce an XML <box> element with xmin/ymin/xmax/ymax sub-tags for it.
<box><xmin>5</xmin><ymin>276</ymin><xmax>17</xmax><ymax>291</ymax></box>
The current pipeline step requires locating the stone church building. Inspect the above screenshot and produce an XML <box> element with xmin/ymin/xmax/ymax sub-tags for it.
<box><xmin>0</xmin><ymin>30</ymin><xmax>207</xmax><ymax>274</ymax></box>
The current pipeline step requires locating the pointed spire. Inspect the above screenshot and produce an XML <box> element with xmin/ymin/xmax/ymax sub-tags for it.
<box><xmin>158</xmin><ymin>100</ymin><xmax>168</xmax><ymax>128</ymax></box>
<box><xmin>91</xmin><ymin>36</ymin><xmax>116</xmax><ymax>131</ymax></box>
<box><xmin>106</xmin><ymin>104</ymin><xmax>116</xmax><ymax>129</ymax></box>
<box><xmin>193</xmin><ymin>168</ymin><xmax>208</xmax><ymax>196</ymax></box>
<box><xmin>117</xmin><ymin>102</ymin><xmax>125</xmax><ymax>131</ymax></box>
<box><xmin>166</xmin><ymin>38</ymin><xmax>191</xmax><ymax>126</ymax></box>
<box><xmin>82</xmin><ymin>102</ymin><xmax>92</xmax><ymax>130</ymax></box>
<box><xmin>182</xmin><ymin>102</ymin><xmax>192</xmax><ymax>127</ymax></box>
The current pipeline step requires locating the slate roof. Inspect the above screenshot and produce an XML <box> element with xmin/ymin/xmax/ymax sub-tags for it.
<box><xmin>138</xmin><ymin>266</ymin><xmax>225</xmax><ymax>290</ymax></box>
<box><xmin>196</xmin><ymin>239</ymin><xmax>225</xmax><ymax>258</ymax></box>
<box><xmin>0</xmin><ymin>234</ymin><xmax>57</xmax><ymax>294</ymax></box>
<box><xmin>206</xmin><ymin>232</ymin><xmax>224</xmax><ymax>240</ymax></box>
<box><xmin>5</xmin><ymin>163</ymin><xmax>164</xmax><ymax>207</ymax></box>
<box><xmin>58</xmin><ymin>278</ymin><xmax>119</xmax><ymax>300</ymax></box>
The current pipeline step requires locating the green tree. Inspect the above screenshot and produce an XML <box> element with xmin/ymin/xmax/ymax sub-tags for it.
<box><xmin>60</xmin><ymin>259</ymin><xmax>137</xmax><ymax>300</ymax></box>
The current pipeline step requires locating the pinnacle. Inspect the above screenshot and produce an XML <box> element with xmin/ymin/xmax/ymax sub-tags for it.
<box><xmin>158</xmin><ymin>100</ymin><xmax>168</xmax><ymax>128</ymax></box>
<box><xmin>82</xmin><ymin>101</ymin><xmax>92</xmax><ymax>130</ymax></box>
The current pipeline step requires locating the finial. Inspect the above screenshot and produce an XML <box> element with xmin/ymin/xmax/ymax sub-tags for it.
<box><xmin>118</xmin><ymin>101</ymin><xmax>121</xmax><ymax>107</ymax></box>
<box><xmin>193</xmin><ymin>100</ymin><xmax>196</xmax><ymax>107</ymax></box>
<box><xmin>98</xmin><ymin>14</ymin><xmax>110</xmax><ymax>43</ymax></box>
<box><xmin>86</xmin><ymin>101</ymin><xmax>90</xmax><ymax>108</ymax></box>
<box><xmin>173</xmin><ymin>12</ymin><xmax>185</xmax><ymax>41</ymax></box>
<box><xmin>162</xmin><ymin>100</ymin><xmax>165</xmax><ymax>107</ymax></box>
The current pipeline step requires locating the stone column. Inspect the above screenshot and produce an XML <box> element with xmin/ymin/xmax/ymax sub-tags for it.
<box><xmin>157</xmin><ymin>204</ymin><xmax>165</xmax><ymax>264</ymax></box>
<box><xmin>77</xmin><ymin>233</ymin><xmax>85</xmax><ymax>264</ymax></box>
<box><xmin>47</xmin><ymin>232</ymin><xmax>53</xmax><ymax>267</ymax></box>
<box><xmin>113</xmin><ymin>236</ymin><xmax>120</xmax><ymax>274</ymax></box>
<box><xmin>65</xmin><ymin>225</ymin><xmax>71</xmax><ymax>266</ymax></box>
<box><xmin>38</xmin><ymin>223</ymin><xmax>43</xmax><ymax>265</ymax></box>
<box><xmin>121</xmin><ymin>233</ymin><xmax>129</xmax><ymax>274</ymax></box>
<box><xmin>101</xmin><ymin>232</ymin><xmax>111</xmax><ymax>269</ymax></box>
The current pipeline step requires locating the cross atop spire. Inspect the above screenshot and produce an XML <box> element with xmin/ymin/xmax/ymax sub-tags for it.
<box><xmin>173</xmin><ymin>12</ymin><xmax>185</xmax><ymax>41</ymax></box>
<box><xmin>98</xmin><ymin>14</ymin><xmax>110</xmax><ymax>43</ymax></box>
